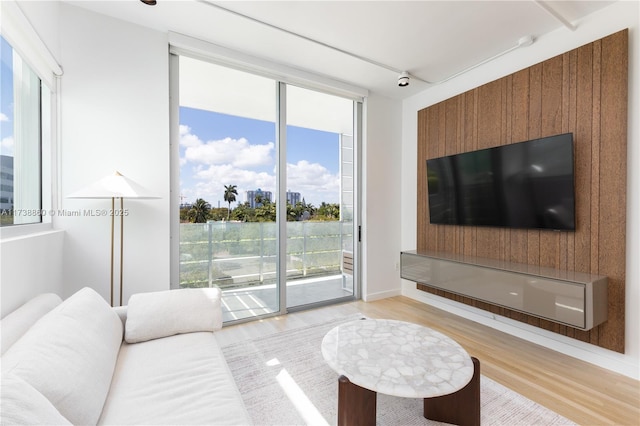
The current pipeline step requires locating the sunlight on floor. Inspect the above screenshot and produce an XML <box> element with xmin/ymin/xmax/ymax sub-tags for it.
<box><xmin>221</xmin><ymin>291</ymin><xmax>271</xmax><ymax>321</ymax></box>
<box><xmin>276</xmin><ymin>368</ymin><xmax>329</xmax><ymax>426</ymax></box>
<box><xmin>220</xmin><ymin>274</ymin><xmax>351</xmax><ymax>322</ymax></box>
<box><xmin>266</xmin><ymin>358</ymin><xmax>280</xmax><ymax>367</ymax></box>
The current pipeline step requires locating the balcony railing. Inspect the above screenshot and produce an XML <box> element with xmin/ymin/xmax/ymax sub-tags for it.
<box><xmin>179</xmin><ymin>221</ymin><xmax>353</xmax><ymax>289</ymax></box>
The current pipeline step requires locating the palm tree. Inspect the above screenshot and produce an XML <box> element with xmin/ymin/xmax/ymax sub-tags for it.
<box><xmin>231</xmin><ymin>202</ymin><xmax>252</xmax><ymax>222</ymax></box>
<box><xmin>317</xmin><ymin>202</ymin><xmax>340</xmax><ymax>220</ymax></box>
<box><xmin>255</xmin><ymin>200</ymin><xmax>276</xmax><ymax>222</ymax></box>
<box><xmin>223</xmin><ymin>184</ymin><xmax>238</xmax><ymax>220</ymax></box>
<box><xmin>188</xmin><ymin>198</ymin><xmax>211</xmax><ymax>223</ymax></box>
<box><xmin>327</xmin><ymin>203</ymin><xmax>340</xmax><ymax>220</ymax></box>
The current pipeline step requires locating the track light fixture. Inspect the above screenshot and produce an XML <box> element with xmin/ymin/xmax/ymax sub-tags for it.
<box><xmin>140</xmin><ymin>0</ymin><xmax>157</xmax><ymax>5</ymax></box>
<box><xmin>398</xmin><ymin>71</ymin><xmax>410</xmax><ymax>87</ymax></box>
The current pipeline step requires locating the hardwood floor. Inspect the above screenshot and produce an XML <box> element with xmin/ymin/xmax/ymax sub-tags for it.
<box><xmin>215</xmin><ymin>296</ymin><xmax>640</xmax><ymax>426</ymax></box>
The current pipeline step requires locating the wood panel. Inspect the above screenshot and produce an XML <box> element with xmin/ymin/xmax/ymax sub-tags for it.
<box><xmin>417</xmin><ymin>30</ymin><xmax>628</xmax><ymax>353</ymax></box>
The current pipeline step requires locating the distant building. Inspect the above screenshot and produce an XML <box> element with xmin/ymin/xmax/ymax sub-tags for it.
<box><xmin>286</xmin><ymin>191</ymin><xmax>301</xmax><ymax>206</ymax></box>
<box><xmin>246</xmin><ymin>188</ymin><xmax>272</xmax><ymax>209</ymax></box>
<box><xmin>0</xmin><ymin>155</ymin><xmax>13</xmax><ymax>211</ymax></box>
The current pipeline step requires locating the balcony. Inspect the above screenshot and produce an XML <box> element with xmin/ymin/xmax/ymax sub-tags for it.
<box><xmin>179</xmin><ymin>221</ymin><xmax>354</xmax><ymax>322</ymax></box>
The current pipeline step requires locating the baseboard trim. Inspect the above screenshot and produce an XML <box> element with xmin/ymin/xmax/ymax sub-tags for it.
<box><xmin>363</xmin><ymin>288</ymin><xmax>401</xmax><ymax>302</ymax></box>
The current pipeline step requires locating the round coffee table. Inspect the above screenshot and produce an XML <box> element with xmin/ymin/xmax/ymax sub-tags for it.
<box><xmin>321</xmin><ymin>318</ymin><xmax>480</xmax><ymax>426</ymax></box>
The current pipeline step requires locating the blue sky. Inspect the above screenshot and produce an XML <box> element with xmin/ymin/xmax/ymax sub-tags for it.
<box><xmin>1</xmin><ymin>36</ymin><xmax>14</xmax><ymax>157</ymax></box>
<box><xmin>179</xmin><ymin>106</ymin><xmax>340</xmax><ymax>208</ymax></box>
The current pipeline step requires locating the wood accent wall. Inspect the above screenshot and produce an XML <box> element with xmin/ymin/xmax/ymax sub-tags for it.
<box><xmin>417</xmin><ymin>30</ymin><xmax>628</xmax><ymax>353</ymax></box>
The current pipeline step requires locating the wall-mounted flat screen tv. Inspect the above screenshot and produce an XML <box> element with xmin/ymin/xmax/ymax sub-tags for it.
<box><xmin>427</xmin><ymin>133</ymin><xmax>575</xmax><ymax>231</ymax></box>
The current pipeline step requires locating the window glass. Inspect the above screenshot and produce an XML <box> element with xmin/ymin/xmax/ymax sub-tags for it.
<box><xmin>178</xmin><ymin>58</ymin><xmax>280</xmax><ymax>321</ymax></box>
<box><xmin>1</xmin><ymin>35</ymin><xmax>42</xmax><ymax>226</ymax></box>
<box><xmin>175</xmin><ymin>56</ymin><xmax>360</xmax><ymax>322</ymax></box>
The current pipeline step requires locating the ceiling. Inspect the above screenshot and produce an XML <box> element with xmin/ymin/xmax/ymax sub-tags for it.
<box><xmin>64</xmin><ymin>0</ymin><xmax>616</xmax><ymax>99</ymax></box>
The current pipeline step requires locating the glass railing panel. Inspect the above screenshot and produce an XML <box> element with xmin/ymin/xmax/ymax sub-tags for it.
<box><xmin>179</xmin><ymin>220</ymin><xmax>351</xmax><ymax>319</ymax></box>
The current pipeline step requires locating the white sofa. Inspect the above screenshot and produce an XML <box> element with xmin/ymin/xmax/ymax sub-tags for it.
<box><xmin>0</xmin><ymin>287</ymin><xmax>252</xmax><ymax>425</ymax></box>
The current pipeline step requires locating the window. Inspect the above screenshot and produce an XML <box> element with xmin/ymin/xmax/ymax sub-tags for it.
<box><xmin>0</xmin><ymin>35</ymin><xmax>44</xmax><ymax>226</ymax></box>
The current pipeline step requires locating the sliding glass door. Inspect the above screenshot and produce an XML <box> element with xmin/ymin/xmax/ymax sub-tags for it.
<box><xmin>172</xmin><ymin>54</ymin><xmax>360</xmax><ymax>323</ymax></box>
<box><xmin>284</xmin><ymin>85</ymin><xmax>357</xmax><ymax>309</ymax></box>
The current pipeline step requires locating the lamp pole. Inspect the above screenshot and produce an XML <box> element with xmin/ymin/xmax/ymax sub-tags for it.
<box><xmin>67</xmin><ymin>171</ymin><xmax>158</xmax><ymax>307</ymax></box>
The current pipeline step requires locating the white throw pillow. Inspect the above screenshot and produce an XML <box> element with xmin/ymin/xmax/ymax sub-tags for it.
<box><xmin>0</xmin><ymin>287</ymin><xmax>123</xmax><ymax>426</ymax></box>
<box><xmin>125</xmin><ymin>288</ymin><xmax>222</xmax><ymax>343</ymax></box>
<box><xmin>0</xmin><ymin>374</ymin><xmax>71</xmax><ymax>425</ymax></box>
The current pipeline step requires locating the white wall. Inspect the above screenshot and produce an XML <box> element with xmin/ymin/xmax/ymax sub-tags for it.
<box><xmin>0</xmin><ymin>230</ymin><xmax>65</xmax><ymax>316</ymax></box>
<box><xmin>11</xmin><ymin>0</ymin><xmax>61</xmax><ymax>62</ymax></box>
<box><xmin>55</xmin><ymin>3</ymin><xmax>170</xmax><ymax>304</ymax></box>
<box><xmin>361</xmin><ymin>93</ymin><xmax>402</xmax><ymax>301</ymax></box>
<box><xmin>0</xmin><ymin>1</ymin><xmax>64</xmax><ymax>317</ymax></box>
<box><xmin>400</xmin><ymin>1</ymin><xmax>640</xmax><ymax>379</ymax></box>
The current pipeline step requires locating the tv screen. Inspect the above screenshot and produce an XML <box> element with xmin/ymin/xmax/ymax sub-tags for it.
<box><xmin>427</xmin><ymin>133</ymin><xmax>575</xmax><ymax>231</ymax></box>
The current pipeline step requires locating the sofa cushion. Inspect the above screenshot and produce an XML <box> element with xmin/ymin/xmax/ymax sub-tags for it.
<box><xmin>124</xmin><ymin>287</ymin><xmax>222</xmax><ymax>343</ymax></box>
<box><xmin>0</xmin><ymin>374</ymin><xmax>71</xmax><ymax>425</ymax></box>
<box><xmin>1</xmin><ymin>287</ymin><xmax>123</xmax><ymax>425</ymax></box>
<box><xmin>1</xmin><ymin>293</ymin><xmax>62</xmax><ymax>355</ymax></box>
<box><xmin>98</xmin><ymin>332</ymin><xmax>252</xmax><ymax>425</ymax></box>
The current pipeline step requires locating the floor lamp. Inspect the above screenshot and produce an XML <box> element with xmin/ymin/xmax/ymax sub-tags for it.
<box><xmin>68</xmin><ymin>171</ymin><xmax>158</xmax><ymax>307</ymax></box>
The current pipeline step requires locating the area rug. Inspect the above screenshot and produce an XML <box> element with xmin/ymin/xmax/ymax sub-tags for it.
<box><xmin>221</xmin><ymin>315</ymin><xmax>575</xmax><ymax>426</ymax></box>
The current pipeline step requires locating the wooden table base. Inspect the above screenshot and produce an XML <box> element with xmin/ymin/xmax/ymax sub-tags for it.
<box><xmin>337</xmin><ymin>357</ymin><xmax>481</xmax><ymax>426</ymax></box>
<box><xmin>338</xmin><ymin>375</ymin><xmax>376</xmax><ymax>426</ymax></box>
<box><xmin>424</xmin><ymin>356</ymin><xmax>481</xmax><ymax>426</ymax></box>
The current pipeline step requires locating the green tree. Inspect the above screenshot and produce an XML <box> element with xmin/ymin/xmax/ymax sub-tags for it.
<box><xmin>188</xmin><ymin>198</ymin><xmax>211</xmax><ymax>223</ymax></box>
<box><xmin>255</xmin><ymin>199</ymin><xmax>276</xmax><ymax>222</ymax></box>
<box><xmin>290</xmin><ymin>201</ymin><xmax>303</xmax><ymax>221</ymax></box>
<box><xmin>209</xmin><ymin>207</ymin><xmax>228</xmax><ymax>221</ymax></box>
<box><xmin>179</xmin><ymin>206</ymin><xmax>190</xmax><ymax>222</ymax></box>
<box><xmin>301</xmin><ymin>200</ymin><xmax>315</xmax><ymax>220</ymax></box>
<box><xmin>317</xmin><ymin>202</ymin><xmax>340</xmax><ymax>220</ymax></box>
<box><xmin>223</xmin><ymin>184</ymin><xmax>238</xmax><ymax>220</ymax></box>
<box><xmin>326</xmin><ymin>203</ymin><xmax>340</xmax><ymax>220</ymax></box>
<box><xmin>231</xmin><ymin>202</ymin><xmax>254</xmax><ymax>222</ymax></box>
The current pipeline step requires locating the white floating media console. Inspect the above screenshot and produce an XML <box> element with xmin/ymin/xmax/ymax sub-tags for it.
<box><xmin>401</xmin><ymin>250</ymin><xmax>608</xmax><ymax>331</ymax></box>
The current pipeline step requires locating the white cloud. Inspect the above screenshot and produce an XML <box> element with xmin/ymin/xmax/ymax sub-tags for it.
<box><xmin>1</xmin><ymin>136</ymin><xmax>14</xmax><ymax>156</ymax></box>
<box><xmin>179</xmin><ymin>125</ymin><xmax>201</xmax><ymax>148</ymax></box>
<box><xmin>180</xmin><ymin>125</ymin><xmax>274</xmax><ymax>168</ymax></box>
<box><xmin>186</xmin><ymin>137</ymin><xmax>274</xmax><ymax>168</ymax></box>
<box><xmin>182</xmin><ymin>160</ymin><xmax>340</xmax><ymax>206</ymax></box>
<box><xmin>287</xmin><ymin>160</ymin><xmax>339</xmax><ymax>203</ymax></box>
<box><xmin>0</xmin><ymin>113</ymin><xmax>9</xmax><ymax>122</ymax></box>
<box><xmin>191</xmin><ymin>164</ymin><xmax>275</xmax><ymax>203</ymax></box>
<box><xmin>179</xmin><ymin>125</ymin><xmax>340</xmax><ymax>206</ymax></box>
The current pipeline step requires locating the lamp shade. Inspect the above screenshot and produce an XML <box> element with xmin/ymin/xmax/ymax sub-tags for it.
<box><xmin>67</xmin><ymin>171</ymin><xmax>158</xmax><ymax>199</ymax></box>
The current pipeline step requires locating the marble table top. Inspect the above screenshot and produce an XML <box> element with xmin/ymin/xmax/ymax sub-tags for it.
<box><xmin>321</xmin><ymin>318</ymin><xmax>474</xmax><ymax>398</ymax></box>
